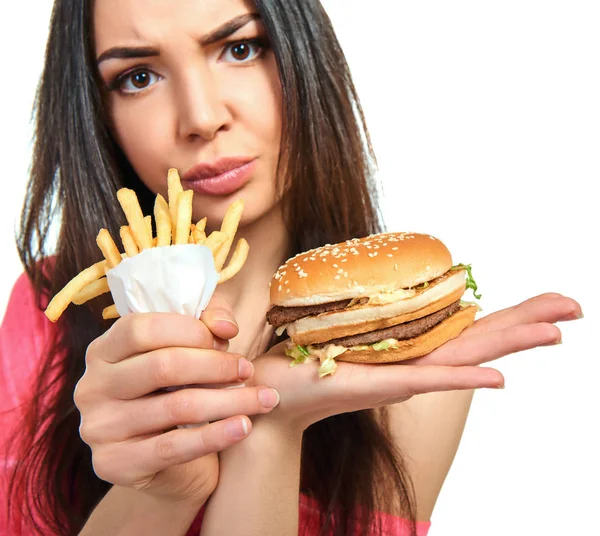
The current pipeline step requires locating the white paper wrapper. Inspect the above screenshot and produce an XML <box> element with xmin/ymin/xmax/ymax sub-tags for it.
<box><xmin>106</xmin><ymin>244</ymin><xmax>218</xmax><ymax>319</ymax></box>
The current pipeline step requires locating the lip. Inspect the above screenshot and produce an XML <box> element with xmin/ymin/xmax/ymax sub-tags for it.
<box><xmin>181</xmin><ymin>157</ymin><xmax>256</xmax><ymax>196</ymax></box>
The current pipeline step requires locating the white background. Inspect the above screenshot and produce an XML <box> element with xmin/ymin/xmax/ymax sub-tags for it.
<box><xmin>0</xmin><ymin>1</ymin><xmax>597</xmax><ymax>535</ymax></box>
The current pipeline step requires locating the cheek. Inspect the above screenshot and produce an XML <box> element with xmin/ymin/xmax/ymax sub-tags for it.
<box><xmin>233</xmin><ymin>61</ymin><xmax>283</xmax><ymax>152</ymax></box>
<box><xmin>109</xmin><ymin>95</ymin><xmax>173</xmax><ymax>175</ymax></box>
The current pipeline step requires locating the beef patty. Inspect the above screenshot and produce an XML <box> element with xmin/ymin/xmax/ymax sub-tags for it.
<box><xmin>267</xmin><ymin>299</ymin><xmax>359</xmax><ymax>327</ymax></box>
<box><xmin>318</xmin><ymin>300</ymin><xmax>462</xmax><ymax>348</ymax></box>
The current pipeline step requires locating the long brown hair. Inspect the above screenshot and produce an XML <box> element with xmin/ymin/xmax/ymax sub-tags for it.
<box><xmin>8</xmin><ymin>0</ymin><xmax>417</xmax><ymax>534</ymax></box>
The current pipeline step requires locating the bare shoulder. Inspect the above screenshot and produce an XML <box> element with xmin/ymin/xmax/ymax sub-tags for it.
<box><xmin>385</xmin><ymin>389</ymin><xmax>475</xmax><ymax>521</ymax></box>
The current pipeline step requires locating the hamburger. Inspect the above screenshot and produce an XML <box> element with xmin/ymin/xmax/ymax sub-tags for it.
<box><xmin>266</xmin><ymin>232</ymin><xmax>481</xmax><ymax>377</ymax></box>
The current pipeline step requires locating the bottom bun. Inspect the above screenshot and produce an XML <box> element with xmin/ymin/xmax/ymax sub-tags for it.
<box><xmin>337</xmin><ymin>305</ymin><xmax>478</xmax><ymax>364</ymax></box>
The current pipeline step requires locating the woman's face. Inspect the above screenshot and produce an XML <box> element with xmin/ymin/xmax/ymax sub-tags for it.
<box><xmin>94</xmin><ymin>0</ymin><xmax>283</xmax><ymax>229</ymax></box>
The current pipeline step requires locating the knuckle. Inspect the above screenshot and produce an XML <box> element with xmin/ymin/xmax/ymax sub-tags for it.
<box><xmin>90</xmin><ymin>450</ymin><xmax>113</xmax><ymax>483</ymax></box>
<box><xmin>73</xmin><ymin>374</ymin><xmax>90</xmax><ymax>409</ymax></box>
<box><xmin>154</xmin><ymin>435</ymin><xmax>178</xmax><ymax>463</ymax></box>
<box><xmin>163</xmin><ymin>390</ymin><xmax>198</xmax><ymax>423</ymax></box>
<box><xmin>78</xmin><ymin>418</ymin><xmax>91</xmax><ymax>444</ymax></box>
<box><xmin>190</xmin><ymin>321</ymin><xmax>213</xmax><ymax>348</ymax></box>
<box><xmin>150</xmin><ymin>350</ymin><xmax>178</xmax><ymax>386</ymax></box>
<box><xmin>127</xmin><ymin>315</ymin><xmax>151</xmax><ymax>349</ymax></box>
<box><xmin>85</xmin><ymin>340</ymin><xmax>99</xmax><ymax>364</ymax></box>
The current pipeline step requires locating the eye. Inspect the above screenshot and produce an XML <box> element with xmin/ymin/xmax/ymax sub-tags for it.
<box><xmin>221</xmin><ymin>40</ymin><xmax>264</xmax><ymax>63</ymax></box>
<box><xmin>117</xmin><ymin>69</ymin><xmax>161</xmax><ymax>94</ymax></box>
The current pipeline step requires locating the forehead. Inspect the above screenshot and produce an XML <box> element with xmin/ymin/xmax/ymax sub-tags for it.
<box><xmin>94</xmin><ymin>0</ymin><xmax>257</xmax><ymax>50</ymax></box>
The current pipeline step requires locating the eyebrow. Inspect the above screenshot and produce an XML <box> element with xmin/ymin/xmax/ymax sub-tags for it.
<box><xmin>97</xmin><ymin>13</ymin><xmax>261</xmax><ymax>65</ymax></box>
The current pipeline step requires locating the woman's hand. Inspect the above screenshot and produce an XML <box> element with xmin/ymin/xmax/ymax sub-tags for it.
<box><xmin>74</xmin><ymin>296</ymin><xmax>281</xmax><ymax>506</ymax></box>
<box><xmin>248</xmin><ymin>293</ymin><xmax>582</xmax><ymax>430</ymax></box>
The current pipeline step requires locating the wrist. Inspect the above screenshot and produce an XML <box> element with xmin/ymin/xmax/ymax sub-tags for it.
<box><xmin>217</xmin><ymin>415</ymin><xmax>303</xmax><ymax>467</ymax></box>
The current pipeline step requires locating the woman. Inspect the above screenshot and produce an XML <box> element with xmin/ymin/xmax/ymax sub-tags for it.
<box><xmin>0</xmin><ymin>0</ymin><xmax>582</xmax><ymax>534</ymax></box>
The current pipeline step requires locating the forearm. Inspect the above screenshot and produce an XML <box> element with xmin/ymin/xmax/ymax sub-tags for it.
<box><xmin>80</xmin><ymin>485</ymin><xmax>205</xmax><ymax>536</ymax></box>
<box><xmin>200</xmin><ymin>419</ymin><xmax>303</xmax><ymax>536</ymax></box>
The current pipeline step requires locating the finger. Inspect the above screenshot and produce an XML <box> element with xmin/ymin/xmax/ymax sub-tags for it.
<box><xmin>108</xmin><ymin>349</ymin><xmax>255</xmax><ymax>400</ymax></box>
<box><xmin>98</xmin><ymin>386</ymin><xmax>280</xmax><ymax>441</ymax></box>
<box><xmin>92</xmin><ymin>416</ymin><xmax>252</xmax><ymax>486</ymax></box>
<box><xmin>93</xmin><ymin>313</ymin><xmax>218</xmax><ymax>364</ymax></box>
<box><xmin>413</xmin><ymin>322</ymin><xmax>562</xmax><ymax>367</ymax></box>
<box><xmin>466</xmin><ymin>294</ymin><xmax>581</xmax><ymax>336</ymax></box>
<box><xmin>200</xmin><ymin>293</ymin><xmax>239</xmax><ymax>341</ymax></box>
<box><xmin>336</xmin><ymin>365</ymin><xmax>504</xmax><ymax>408</ymax></box>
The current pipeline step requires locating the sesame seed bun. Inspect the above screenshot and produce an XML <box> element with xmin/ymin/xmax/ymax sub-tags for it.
<box><xmin>336</xmin><ymin>305</ymin><xmax>478</xmax><ymax>364</ymax></box>
<box><xmin>270</xmin><ymin>232</ymin><xmax>453</xmax><ymax>307</ymax></box>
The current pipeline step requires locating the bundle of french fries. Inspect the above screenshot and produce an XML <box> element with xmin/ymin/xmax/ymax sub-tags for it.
<box><xmin>44</xmin><ymin>168</ymin><xmax>249</xmax><ymax>323</ymax></box>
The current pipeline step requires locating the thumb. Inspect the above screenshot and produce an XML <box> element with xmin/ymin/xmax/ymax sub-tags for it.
<box><xmin>200</xmin><ymin>292</ymin><xmax>239</xmax><ymax>341</ymax></box>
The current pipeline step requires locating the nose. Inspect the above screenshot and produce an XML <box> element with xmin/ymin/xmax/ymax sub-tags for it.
<box><xmin>175</xmin><ymin>64</ymin><xmax>232</xmax><ymax>142</ymax></box>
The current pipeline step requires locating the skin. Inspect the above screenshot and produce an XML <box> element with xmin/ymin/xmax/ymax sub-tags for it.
<box><xmin>79</xmin><ymin>0</ymin><xmax>583</xmax><ymax>534</ymax></box>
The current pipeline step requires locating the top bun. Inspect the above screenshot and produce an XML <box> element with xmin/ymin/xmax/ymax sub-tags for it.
<box><xmin>270</xmin><ymin>232</ymin><xmax>453</xmax><ymax>307</ymax></box>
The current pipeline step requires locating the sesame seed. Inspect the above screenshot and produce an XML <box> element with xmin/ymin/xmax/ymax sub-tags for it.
<box><xmin>334</xmin><ymin>275</ymin><xmax>341</xmax><ymax>280</ymax></box>
<box><xmin>387</xmin><ymin>254</ymin><xmax>393</xmax><ymax>257</ymax></box>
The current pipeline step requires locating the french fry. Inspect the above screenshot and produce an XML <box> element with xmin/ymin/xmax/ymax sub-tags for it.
<box><xmin>154</xmin><ymin>194</ymin><xmax>172</xmax><ymax>247</ymax></box>
<box><xmin>202</xmin><ymin>231</ymin><xmax>227</xmax><ymax>260</ymax></box>
<box><xmin>175</xmin><ymin>190</ymin><xmax>194</xmax><ymax>245</ymax></box>
<box><xmin>73</xmin><ymin>278</ymin><xmax>110</xmax><ymax>305</ymax></box>
<box><xmin>96</xmin><ymin>229</ymin><xmax>122</xmax><ymax>269</ymax></box>
<box><xmin>46</xmin><ymin>171</ymin><xmax>250</xmax><ymax>322</ymax></box>
<box><xmin>102</xmin><ymin>305</ymin><xmax>120</xmax><ymax>320</ymax></box>
<box><xmin>120</xmin><ymin>226</ymin><xmax>139</xmax><ymax>257</ymax></box>
<box><xmin>145</xmin><ymin>216</ymin><xmax>153</xmax><ymax>241</ymax></box>
<box><xmin>196</xmin><ymin>217</ymin><xmax>207</xmax><ymax>233</ymax></box>
<box><xmin>167</xmin><ymin>168</ymin><xmax>184</xmax><ymax>234</ymax></box>
<box><xmin>117</xmin><ymin>189</ymin><xmax>153</xmax><ymax>250</ymax></box>
<box><xmin>193</xmin><ymin>227</ymin><xmax>206</xmax><ymax>244</ymax></box>
<box><xmin>44</xmin><ymin>260</ymin><xmax>108</xmax><ymax>322</ymax></box>
<box><xmin>194</xmin><ymin>217</ymin><xmax>207</xmax><ymax>243</ymax></box>
<box><xmin>218</xmin><ymin>239</ymin><xmax>250</xmax><ymax>283</ymax></box>
<box><xmin>214</xmin><ymin>199</ymin><xmax>245</xmax><ymax>272</ymax></box>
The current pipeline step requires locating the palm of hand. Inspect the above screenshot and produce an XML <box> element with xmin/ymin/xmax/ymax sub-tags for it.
<box><xmin>246</xmin><ymin>293</ymin><xmax>580</xmax><ymax>426</ymax></box>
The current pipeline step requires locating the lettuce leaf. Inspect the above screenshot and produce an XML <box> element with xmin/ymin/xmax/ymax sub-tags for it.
<box><xmin>285</xmin><ymin>344</ymin><xmax>310</xmax><ymax>367</ymax></box>
<box><xmin>450</xmin><ymin>263</ymin><xmax>481</xmax><ymax>299</ymax></box>
<box><xmin>372</xmin><ymin>340</ymin><xmax>391</xmax><ymax>351</ymax></box>
<box><xmin>318</xmin><ymin>357</ymin><xmax>337</xmax><ymax>378</ymax></box>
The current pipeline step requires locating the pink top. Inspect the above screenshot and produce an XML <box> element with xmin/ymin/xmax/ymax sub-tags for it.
<box><xmin>0</xmin><ymin>273</ymin><xmax>431</xmax><ymax>535</ymax></box>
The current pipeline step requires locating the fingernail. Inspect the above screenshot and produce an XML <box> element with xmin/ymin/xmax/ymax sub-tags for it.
<box><xmin>541</xmin><ymin>337</ymin><xmax>562</xmax><ymax>347</ymax></box>
<box><xmin>238</xmin><ymin>358</ymin><xmax>254</xmax><ymax>379</ymax></box>
<box><xmin>494</xmin><ymin>383</ymin><xmax>505</xmax><ymax>389</ymax></box>
<box><xmin>212</xmin><ymin>310</ymin><xmax>238</xmax><ymax>328</ymax></box>
<box><xmin>561</xmin><ymin>311</ymin><xmax>584</xmax><ymax>321</ymax></box>
<box><xmin>258</xmin><ymin>388</ymin><xmax>280</xmax><ymax>409</ymax></box>
<box><xmin>226</xmin><ymin>417</ymin><xmax>249</xmax><ymax>440</ymax></box>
